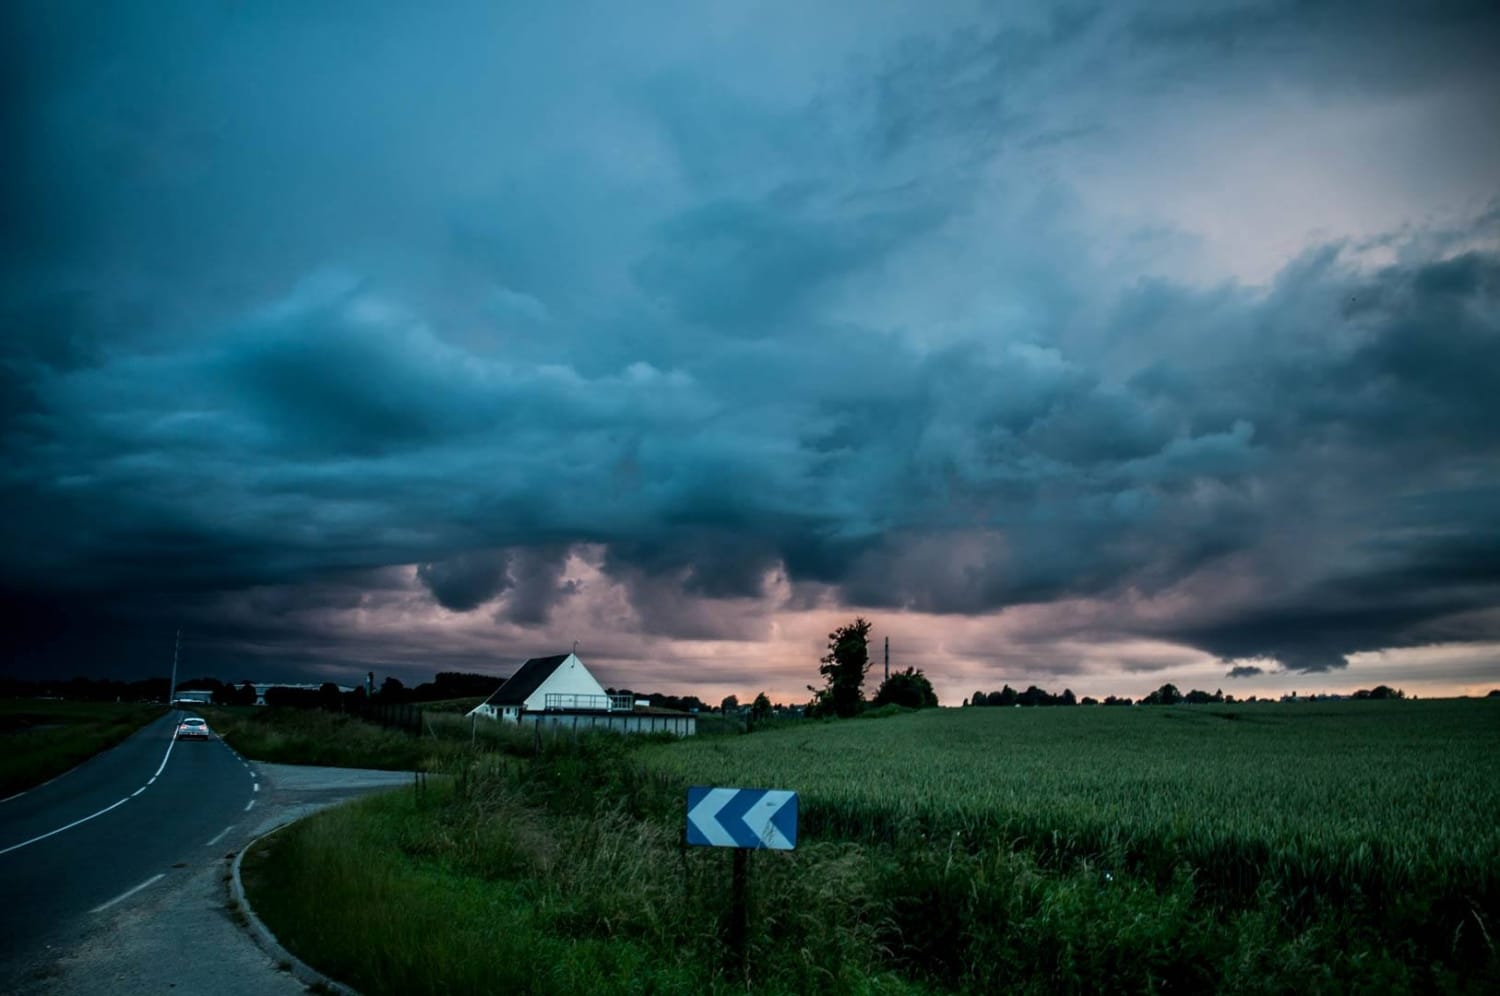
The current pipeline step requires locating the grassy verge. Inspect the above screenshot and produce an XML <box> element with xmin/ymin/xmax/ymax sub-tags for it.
<box><xmin>242</xmin><ymin>742</ymin><xmax>925</xmax><ymax>995</ymax></box>
<box><xmin>240</xmin><ymin>703</ymin><xmax>1500</xmax><ymax>994</ymax></box>
<box><xmin>0</xmin><ymin>699</ymin><xmax>166</xmax><ymax>797</ymax></box>
<box><xmin>203</xmin><ymin>704</ymin><xmax>543</xmax><ymax>770</ymax></box>
<box><xmin>204</xmin><ymin>706</ymin><xmax>442</xmax><ymax>770</ymax></box>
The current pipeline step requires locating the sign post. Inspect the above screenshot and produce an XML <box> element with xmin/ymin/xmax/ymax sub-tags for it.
<box><xmin>686</xmin><ymin>786</ymin><xmax>798</xmax><ymax>975</ymax></box>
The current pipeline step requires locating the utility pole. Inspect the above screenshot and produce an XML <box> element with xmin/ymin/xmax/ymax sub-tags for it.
<box><xmin>884</xmin><ymin>636</ymin><xmax>889</xmax><ymax>682</ymax></box>
<box><xmin>168</xmin><ymin>628</ymin><xmax>181</xmax><ymax>707</ymax></box>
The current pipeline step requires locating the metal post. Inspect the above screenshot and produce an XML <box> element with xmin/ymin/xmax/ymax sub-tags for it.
<box><xmin>729</xmin><ymin>849</ymin><xmax>749</xmax><ymax>976</ymax></box>
<box><xmin>884</xmin><ymin>636</ymin><xmax>889</xmax><ymax>682</ymax></box>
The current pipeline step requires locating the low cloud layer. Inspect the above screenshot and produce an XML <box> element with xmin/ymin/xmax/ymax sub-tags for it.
<box><xmin>3</xmin><ymin>2</ymin><xmax>1498</xmax><ymax>693</ymax></box>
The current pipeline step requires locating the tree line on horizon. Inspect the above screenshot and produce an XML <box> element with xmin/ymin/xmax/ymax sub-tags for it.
<box><xmin>965</xmin><ymin>682</ymin><xmax>1414</xmax><ymax>707</ymax></box>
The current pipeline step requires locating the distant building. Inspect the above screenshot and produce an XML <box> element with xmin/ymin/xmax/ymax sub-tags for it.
<box><xmin>171</xmin><ymin>689</ymin><xmax>212</xmax><ymax>706</ymax></box>
<box><xmin>252</xmin><ymin>682</ymin><xmax>355</xmax><ymax>706</ymax></box>
<box><xmin>469</xmin><ymin>653</ymin><xmax>696</xmax><ymax>736</ymax></box>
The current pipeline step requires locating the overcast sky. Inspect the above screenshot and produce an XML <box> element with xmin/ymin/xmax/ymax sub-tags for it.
<box><xmin>4</xmin><ymin>1</ymin><xmax>1498</xmax><ymax>704</ymax></box>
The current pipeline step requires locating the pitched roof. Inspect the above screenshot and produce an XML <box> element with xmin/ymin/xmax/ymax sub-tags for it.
<box><xmin>481</xmin><ymin>653</ymin><xmax>572</xmax><ymax>707</ymax></box>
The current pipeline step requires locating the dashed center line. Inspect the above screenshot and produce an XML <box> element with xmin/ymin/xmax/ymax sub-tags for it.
<box><xmin>244</xmin><ymin>799</ymin><xmax>255</xmax><ymax>812</ymax></box>
<box><xmin>206</xmin><ymin>825</ymin><xmax>235</xmax><ymax>847</ymax></box>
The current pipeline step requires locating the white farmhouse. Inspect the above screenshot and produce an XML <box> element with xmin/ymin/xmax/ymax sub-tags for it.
<box><xmin>468</xmin><ymin>653</ymin><xmax>696</xmax><ymax>736</ymax></box>
<box><xmin>468</xmin><ymin>653</ymin><xmax>623</xmax><ymax>721</ymax></box>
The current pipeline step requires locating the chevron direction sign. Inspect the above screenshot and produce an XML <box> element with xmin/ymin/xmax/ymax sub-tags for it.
<box><xmin>686</xmin><ymin>786</ymin><xmax>798</xmax><ymax>850</ymax></box>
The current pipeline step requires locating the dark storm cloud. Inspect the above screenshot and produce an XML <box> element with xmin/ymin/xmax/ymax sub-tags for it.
<box><xmin>416</xmin><ymin>550</ymin><xmax>512</xmax><ymax>613</ymax></box>
<box><xmin>3</xmin><ymin>1</ymin><xmax>1498</xmax><ymax>684</ymax></box>
<box><xmin>500</xmin><ymin>547</ymin><xmax>580</xmax><ymax>626</ymax></box>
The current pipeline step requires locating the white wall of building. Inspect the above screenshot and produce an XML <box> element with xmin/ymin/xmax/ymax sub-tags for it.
<box><xmin>524</xmin><ymin>654</ymin><xmax>607</xmax><ymax>710</ymax></box>
<box><xmin>522</xmin><ymin>711</ymin><xmax>696</xmax><ymax>737</ymax></box>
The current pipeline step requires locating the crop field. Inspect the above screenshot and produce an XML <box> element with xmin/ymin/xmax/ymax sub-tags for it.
<box><xmin>636</xmin><ymin>699</ymin><xmax>1500</xmax><ymax>990</ymax></box>
<box><xmin>246</xmin><ymin>699</ymin><xmax>1500</xmax><ymax>994</ymax></box>
<box><xmin>638</xmin><ymin>700</ymin><xmax>1499</xmax><ymax>886</ymax></box>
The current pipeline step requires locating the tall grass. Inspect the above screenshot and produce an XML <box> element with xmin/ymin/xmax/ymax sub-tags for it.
<box><xmin>242</xmin><ymin>744</ymin><xmax>922</xmax><ymax>995</ymax></box>
<box><xmin>0</xmin><ymin>699</ymin><xmax>165</xmax><ymax>796</ymax></box>
<box><xmin>204</xmin><ymin>706</ymin><xmax>444</xmax><ymax>770</ymax></box>
<box><xmin>242</xmin><ymin>700</ymin><xmax>1500</xmax><ymax>993</ymax></box>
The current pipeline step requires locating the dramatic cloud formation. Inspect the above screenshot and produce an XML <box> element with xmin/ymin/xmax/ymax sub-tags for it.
<box><xmin>3</xmin><ymin>1</ymin><xmax>1498</xmax><ymax>700</ymax></box>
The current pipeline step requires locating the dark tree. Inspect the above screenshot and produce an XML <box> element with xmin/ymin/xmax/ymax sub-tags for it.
<box><xmin>1018</xmin><ymin>685</ymin><xmax>1051</xmax><ymax>707</ymax></box>
<box><xmin>872</xmin><ymin>667</ymin><xmax>939</xmax><ymax>709</ymax></box>
<box><xmin>264</xmin><ymin>685</ymin><xmax>320</xmax><ymax>708</ymax></box>
<box><xmin>751</xmin><ymin>692</ymin><xmax>773</xmax><ymax>722</ymax></box>
<box><xmin>378</xmin><ymin>676</ymin><xmax>407</xmax><ymax>702</ymax></box>
<box><xmin>720</xmin><ymin>694</ymin><xmax>740</xmax><ymax>714</ymax></box>
<box><xmin>1142</xmin><ymin>683</ymin><xmax>1181</xmax><ymax>706</ymax></box>
<box><xmin>813</xmin><ymin>618</ymin><xmax>873</xmax><ymax>718</ymax></box>
<box><xmin>996</xmin><ymin>685</ymin><xmax>1018</xmax><ymax>707</ymax></box>
<box><xmin>1060</xmin><ymin>689</ymin><xmax>1077</xmax><ymax>707</ymax></box>
<box><xmin>410</xmin><ymin>671</ymin><xmax>503</xmax><ymax>702</ymax></box>
<box><xmin>318</xmin><ymin>682</ymin><xmax>343</xmax><ymax>711</ymax></box>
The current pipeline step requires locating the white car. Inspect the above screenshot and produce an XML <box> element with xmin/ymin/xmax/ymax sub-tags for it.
<box><xmin>176</xmin><ymin>717</ymin><xmax>212</xmax><ymax>740</ymax></box>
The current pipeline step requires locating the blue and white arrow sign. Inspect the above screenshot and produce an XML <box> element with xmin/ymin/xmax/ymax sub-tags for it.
<box><xmin>686</xmin><ymin>786</ymin><xmax>798</xmax><ymax>850</ymax></box>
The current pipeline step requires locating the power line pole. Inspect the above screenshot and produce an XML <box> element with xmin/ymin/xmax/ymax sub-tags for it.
<box><xmin>884</xmin><ymin>636</ymin><xmax>889</xmax><ymax>682</ymax></box>
<box><xmin>168</xmin><ymin>628</ymin><xmax>181</xmax><ymax>707</ymax></box>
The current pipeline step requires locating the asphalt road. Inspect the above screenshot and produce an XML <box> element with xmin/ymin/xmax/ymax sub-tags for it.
<box><xmin>0</xmin><ymin>712</ymin><xmax>413</xmax><ymax>995</ymax></box>
<box><xmin>1</xmin><ymin>711</ymin><xmax>255</xmax><ymax>962</ymax></box>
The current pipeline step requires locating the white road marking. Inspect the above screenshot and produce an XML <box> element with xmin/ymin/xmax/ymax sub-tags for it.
<box><xmin>0</xmin><ymin>797</ymin><xmax>130</xmax><ymax>856</ymax></box>
<box><xmin>0</xmin><ymin>717</ymin><xmax>180</xmax><ymax>856</ymax></box>
<box><xmin>90</xmin><ymin>873</ymin><xmax>165</xmax><ymax>914</ymax></box>
<box><xmin>151</xmin><ymin>729</ymin><xmax>177</xmax><ymax>779</ymax></box>
<box><xmin>244</xmin><ymin>799</ymin><xmax>255</xmax><ymax>812</ymax></box>
<box><xmin>206</xmin><ymin>825</ymin><xmax>234</xmax><ymax>847</ymax></box>
<box><xmin>252</xmin><ymin>782</ymin><xmax>259</xmax><ymax>792</ymax></box>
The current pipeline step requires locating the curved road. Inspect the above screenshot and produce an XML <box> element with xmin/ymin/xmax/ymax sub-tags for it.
<box><xmin>1</xmin><ymin>711</ymin><xmax>412</xmax><ymax>995</ymax></box>
<box><xmin>1</xmin><ymin>711</ymin><xmax>255</xmax><ymax>961</ymax></box>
